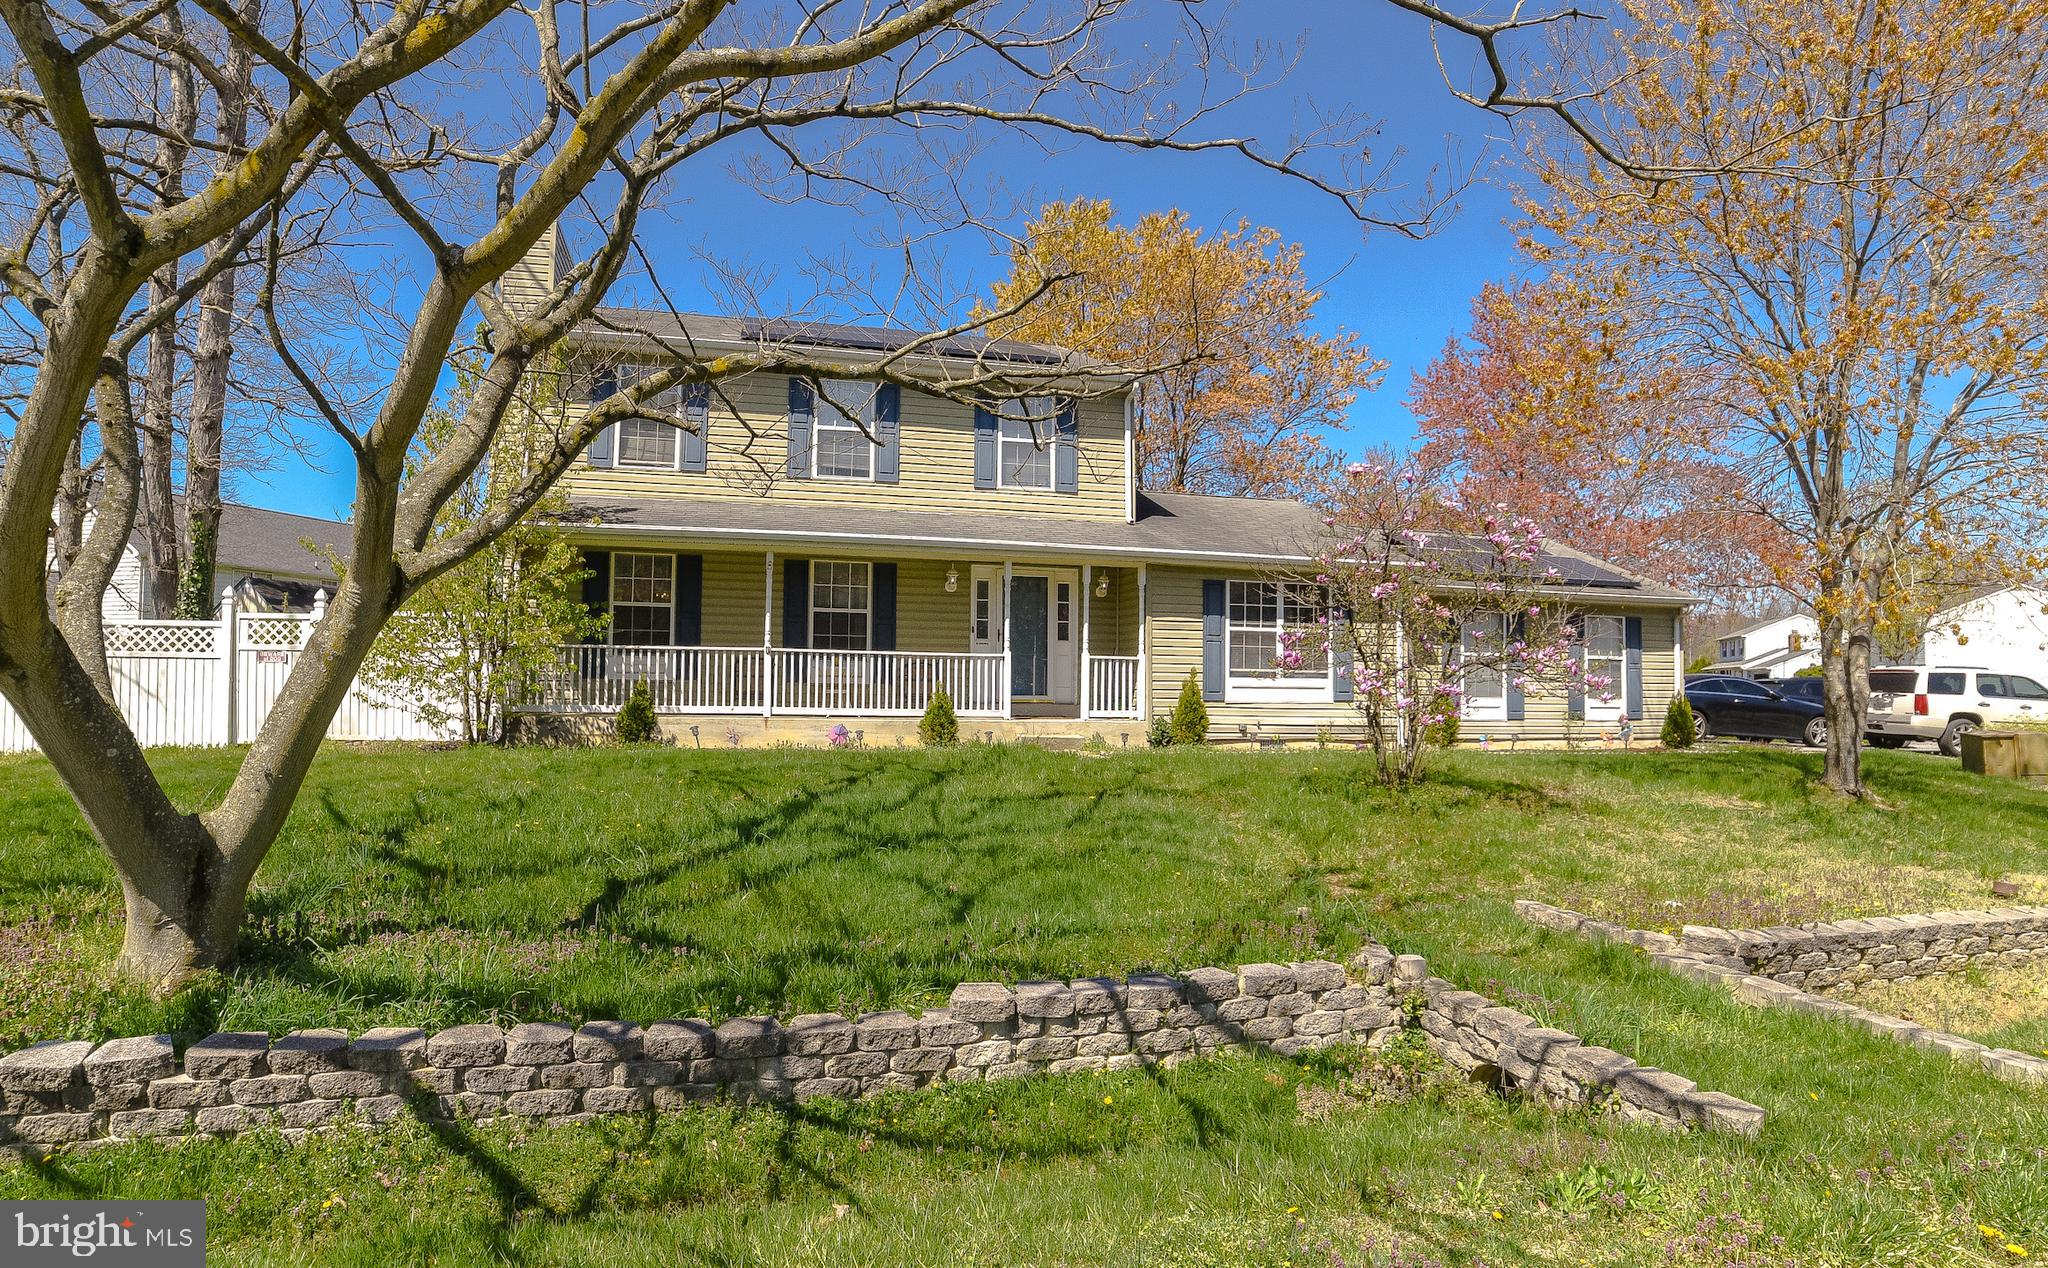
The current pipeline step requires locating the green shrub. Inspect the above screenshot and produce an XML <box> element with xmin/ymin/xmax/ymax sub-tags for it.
<box><xmin>1794</xmin><ymin>665</ymin><xmax>1824</xmax><ymax>678</ymax></box>
<box><xmin>1422</xmin><ymin>712</ymin><xmax>1460</xmax><ymax>749</ymax></box>
<box><xmin>1145</xmin><ymin>714</ymin><xmax>1174</xmax><ymax>747</ymax></box>
<box><xmin>615</xmin><ymin>680</ymin><xmax>658</xmax><ymax>744</ymax></box>
<box><xmin>1660</xmin><ymin>692</ymin><xmax>1697</xmax><ymax>749</ymax></box>
<box><xmin>918</xmin><ymin>684</ymin><xmax>960</xmax><ymax>747</ymax></box>
<box><xmin>1168</xmin><ymin>671</ymin><xmax>1210</xmax><ymax>746</ymax></box>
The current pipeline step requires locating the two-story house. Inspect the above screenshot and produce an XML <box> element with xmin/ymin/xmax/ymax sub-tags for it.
<box><xmin>506</xmin><ymin>232</ymin><xmax>1694</xmax><ymax>745</ymax></box>
<box><xmin>1702</xmin><ymin>613</ymin><xmax>1820</xmax><ymax>680</ymax></box>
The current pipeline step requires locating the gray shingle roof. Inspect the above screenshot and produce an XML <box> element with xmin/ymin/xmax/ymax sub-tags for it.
<box><xmin>562</xmin><ymin>490</ymin><xmax>1693</xmax><ymax>601</ymax></box>
<box><xmin>133</xmin><ymin>498</ymin><xmax>352</xmax><ymax>581</ymax></box>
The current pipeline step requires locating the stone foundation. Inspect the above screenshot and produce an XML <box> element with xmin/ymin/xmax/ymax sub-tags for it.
<box><xmin>0</xmin><ymin>940</ymin><xmax>1762</xmax><ymax>1158</ymax></box>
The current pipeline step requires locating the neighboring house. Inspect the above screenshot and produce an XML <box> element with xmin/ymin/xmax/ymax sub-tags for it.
<box><xmin>505</xmin><ymin>232</ymin><xmax>1694</xmax><ymax>744</ymax></box>
<box><xmin>96</xmin><ymin>498</ymin><xmax>353</xmax><ymax>619</ymax></box>
<box><xmin>1702</xmin><ymin>613</ymin><xmax>1820</xmax><ymax>680</ymax></box>
<box><xmin>1905</xmin><ymin>584</ymin><xmax>2048</xmax><ymax>669</ymax></box>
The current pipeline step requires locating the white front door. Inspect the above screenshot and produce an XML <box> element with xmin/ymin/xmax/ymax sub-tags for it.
<box><xmin>971</xmin><ymin>566</ymin><xmax>1079</xmax><ymax>705</ymax></box>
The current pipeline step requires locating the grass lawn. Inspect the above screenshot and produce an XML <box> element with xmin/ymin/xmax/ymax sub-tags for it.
<box><xmin>3</xmin><ymin>742</ymin><xmax>2047</xmax><ymax>1266</ymax></box>
<box><xmin>1849</xmin><ymin>966</ymin><xmax>2048</xmax><ymax>1057</ymax></box>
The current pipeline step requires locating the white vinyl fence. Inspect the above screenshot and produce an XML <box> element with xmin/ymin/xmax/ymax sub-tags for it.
<box><xmin>0</xmin><ymin>593</ymin><xmax>459</xmax><ymax>754</ymax></box>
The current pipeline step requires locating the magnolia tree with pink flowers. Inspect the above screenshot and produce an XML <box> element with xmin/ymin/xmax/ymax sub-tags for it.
<box><xmin>1287</xmin><ymin>460</ymin><xmax>1594</xmax><ymax>786</ymax></box>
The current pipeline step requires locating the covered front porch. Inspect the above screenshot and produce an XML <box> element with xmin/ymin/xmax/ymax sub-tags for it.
<box><xmin>516</xmin><ymin>551</ymin><xmax>1148</xmax><ymax>722</ymax></box>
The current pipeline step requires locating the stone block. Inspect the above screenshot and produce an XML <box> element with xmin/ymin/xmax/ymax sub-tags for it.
<box><xmin>505</xmin><ymin>1022</ymin><xmax>575</xmax><ymax>1065</ymax></box>
<box><xmin>619</xmin><ymin>1060</ymin><xmax>683</xmax><ymax>1088</ymax></box>
<box><xmin>948</xmin><ymin>982</ymin><xmax>1016</xmax><ymax>1024</ymax></box>
<box><xmin>1124</xmin><ymin>973</ymin><xmax>1184</xmax><ymax>1008</ymax></box>
<box><xmin>348</xmin><ymin>1027</ymin><xmax>426</xmax><ymax>1073</ymax></box>
<box><xmin>186</xmin><ymin>1032</ymin><xmax>270</xmax><ymax>1080</ymax></box>
<box><xmin>854</xmin><ymin>1011</ymin><xmax>919</xmax><ymax>1051</ymax></box>
<box><xmin>793</xmin><ymin>1077</ymin><xmax>858</xmax><ymax>1101</ymax></box>
<box><xmin>195</xmin><ymin>1104</ymin><xmax>274</xmax><ymax>1134</ymax></box>
<box><xmin>651</xmin><ymin>1085</ymin><xmax>718</xmax><ymax>1111</ymax></box>
<box><xmin>1391</xmin><ymin>954</ymin><xmax>1429</xmax><ymax>984</ymax></box>
<box><xmin>786</xmin><ymin>1014</ymin><xmax>855</xmax><ymax>1056</ymax></box>
<box><xmin>148</xmin><ymin>1075</ymin><xmax>229</xmax><ymax>1109</ymax></box>
<box><xmin>108</xmin><ymin>1109</ymin><xmax>190</xmax><ymax>1138</ymax></box>
<box><xmin>1614</xmin><ymin>1067</ymin><xmax>1696</xmax><ymax>1114</ymax></box>
<box><xmin>1237</xmin><ymin>963</ymin><xmax>1296</xmax><ymax>998</ymax></box>
<box><xmin>824</xmin><ymin>1051</ymin><xmax>889</xmax><ymax>1079</ymax></box>
<box><xmin>715</xmin><ymin>1016</ymin><xmax>783</xmax><ymax>1059</ymax></box>
<box><xmin>1267</xmin><ymin>992</ymin><xmax>1314</xmax><ymax>1019</ymax></box>
<box><xmin>539</xmin><ymin>1061</ymin><xmax>618</xmax><ymax>1089</ymax></box>
<box><xmin>1515</xmin><ymin>1027</ymin><xmax>1582</xmax><ymax>1064</ymax></box>
<box><xmin>410</xmin><ymin>1068</ymin><xmax>459</xmax><ymax>1095</ymax></box>
<box><xmin>89</xmin><ymin>1082</ymin><xmax>145</xmax><ymax>1112</ymax></box>
<box><xmin>1242</xmin><ymin>1016</ymin><xmax>1293</xmax><ymax>1042</ymax></box>
<box><xmin>0</xmin><ymin>1041</ymin><xmax>92</xmax><ymax>1094</ymax></box>
<box><xmin>985</xmin><ymin>1061</ymin><xmax>1035</xmax><ymax>1081</ymax></box>
<box><xmin>1351</xmin><ymin>945</ymin><xmax>1396</xmax><ymax>984</ymax></box>
<box><xmin>1560</xmin><ymin>1045</ymin><xmax>1635</xmax><ymax>1087</ymax></box>
<box><xmin>1046</xmin><ymin>1056</ymin><xmax>1107</xmax><ymax>1075</ymax></box>
<box><xmin>1216</xmin><ymin>996</ymin><xmax>1268</xmax><ymax>1023</ymax></box>
<box><xmin>1140</xmin><ymin>1028</ymin><xmax>1191</xmax><ymax>1055</ymax></box>
<box><xmin>464</xmin><ymin>1064</ymin><xmax>538</xmax><ymax>1094</ymax></box>
<box><xmin>1070</xmin><ymin>977</ymin><xmax>1125</xmax><ymax>1015</ymax></box>
<box><xmin>307</xmin><ymin>1070</ymin><xmax>390</xmax><ymax>1100</ymax></box>
<box><xmin>435</xmin><ymin>1092</ymin><xmax>503</xmax><ymax>1120</ymax></box>
<box><xmin>1014</xmin><ymin>980</ymin><xmax>1078</xmax><ymax>1020</ymax></box>
<box><xmin>1293</xmin><ymin>1011</ymin><xmax>1344</xmax><ymax>1038</ymax></box>
<box><xmin>889</xmin><ymin>1048</ymin><xmax>953</xmax><ymax>1075</ymax></box>
<box><xmin>1076</xmin><ymin>1032</ymin><xmax>1132</xmax><ymax>1058</ymax></box>
<box><xmin>267</xmin><ymin>1030</ymin><xmax>350</xmax><ymax>1075</ymax></box>
<box><xmin>1015</xmin><ymin>1036</ymin><xmax>1076</xmax><ymax>1062</ymax></box>
<box><xmin>14</xmin><ymin>1113</ymin><xmax>95</xmax><ymax>1144</ymax></box>
<box><xmin>1289</xmin><ymin>960</ymin><xmax>1349</xmax><ymax>992</ymax></box>
<box><xmin>1318</xmin><ymin>986</ymin><xmax>1373</xmax><ymax>1011</ymax></box>
<box><xmin>955</xmin><ymin>1041</ymin><xmax>1012</xmax><ymax>1069</ymax></box>
<box><xmin>356</xmin><ymin>1095</ymin><xmax>406</xmax><ymax>1124</ymax></box>
<box><xmin>508</xmin><ymin>1088</ymin><xmax>580</xmax><ymax>1117</ymax></box>
<box><xmin>574</xmin><ymin>1021</ymin><xmax>643</xmax><ymax>1062</ymax></box>
<box><xmin>1687</xmin><ymin>1091</ymin><xmax>1766</xmax><ymax>1137</ymax></box>
<box><xmin>917</xmin><ymin>1010</ymin><xmax>978</xmax><ymax>1047</ymax></box>
<box><xmin>281</xmin><ymin>1099</ymin><xmax>344</xmax><ymax>1129</ymax></box>
<box><xmin>85</xmin><ymin>1035</ymin><xmax>175</xmax><ymax>1087</ymax></box>
<box><xmin>230</xmin><ymin>1074</ymin><xmax>308</xmax><ymax>1106</ymax></box>
<box><xmin>644</xmin><ymin>1020</ymin><xmax>716</xmax><ymax>1062</ymax></box>
<box><xmin>1181</xmin><ymin>967</ymin><xmax>1240</xmax><ymax>1004</ymax></box>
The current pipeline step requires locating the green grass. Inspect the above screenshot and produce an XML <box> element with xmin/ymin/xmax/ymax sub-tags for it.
<box><xmin>4</xmin><ymin>743</ymin><xmax>2047</xmax><ymax>1266</ymax></box>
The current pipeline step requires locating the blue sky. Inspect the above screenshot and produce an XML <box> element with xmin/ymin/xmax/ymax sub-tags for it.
<box><xmin>243</xmin><ymin>1</ymin><xmax>1533</xmax><ymax>520</ymax></box>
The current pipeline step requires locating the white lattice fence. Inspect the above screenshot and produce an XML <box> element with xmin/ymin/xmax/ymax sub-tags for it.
<box><xmin>0</xmin><ymin>600</ymin><xmax>460</xmax><ymax>756</ymax></box>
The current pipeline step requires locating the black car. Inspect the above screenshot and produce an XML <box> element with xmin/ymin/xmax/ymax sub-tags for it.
<box><xmin>1683</xmin><ymin>675</ymin><xmax>1828</xmax><ymax>747</ymax></box>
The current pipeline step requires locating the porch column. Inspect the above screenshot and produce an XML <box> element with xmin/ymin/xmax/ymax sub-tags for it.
<box><xmin>1137</xmin><ymin>563</ymin><xmax>1149</xmax><ymax>721</ymax></box>
<box><xmin>1079</xmin><ymin>563</ymin><xmax>1093</xmax><ymax>720</ymax></box>
<box><xmin>762</xmin><ymin>551</ymin><xmax>775</xmax><ymax>717</ymax></box>
<box><xmin>1002</xmin><ymin>559</ymin><xmax>1014</xmax><ymax>720</ymax></box>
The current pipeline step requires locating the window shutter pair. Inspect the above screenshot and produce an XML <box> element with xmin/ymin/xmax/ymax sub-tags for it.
<box><xmin>584</xmin><ymin>370</ymin><xmax>705</xmax><ymax>473</ymax></box>
<box><xmin>579</xmin><ymin>549</ymin><xmax>701</xmax><ymax>646</ymax></box>
<box><xmin>786</xmin><ymin>378</ymin><xmax>900</xmax><ymax>482</ymax></box>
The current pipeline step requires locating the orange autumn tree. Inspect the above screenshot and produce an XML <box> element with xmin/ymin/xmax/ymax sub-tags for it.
<box><xmin>1408</xmin><ymin>281</ymin><xmax>1779</xmax><ymax>597</ymax></box>
<box><xmin>981</xmin><ymin>199</ymin><xmax>1383</xmax><ymax>498</ymax></box>
<box><xmin>1526</xmin><ymin>0</ymin><xmax>2048</xmax><ymax>797</ymax></box>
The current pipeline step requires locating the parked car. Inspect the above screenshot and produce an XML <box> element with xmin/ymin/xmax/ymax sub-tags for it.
<box><xmin>1769</xmin><ymin>676</ymin><xmax>1824</xmax><ymax>705</ymax></box>
<box><xmin>1866</xmin><ymin>665</ymin><xmax>2048</xmax><ymax>756</ymax></box>
<box><xmin>1683</xmin><ymin>675</ymin><xmax>1828</xmax><ymax>747</ymax></box>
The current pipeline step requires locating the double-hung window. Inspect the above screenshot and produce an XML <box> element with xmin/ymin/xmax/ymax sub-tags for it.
<box><xmin>610</xmin><ymin>552</ymin><xmax>674</xmax><ymax>646</ymax></box>
<box><xmin>616</xmin><ymin>417</ymin><xmax>680</xmax><ymax>470</ymax></box>
<box><xmin>998</xmin><ymin>398</ymin><xmax>1057</xmax><ymax>489</ymax></box>
<box><xmin>816</xmin><ymin>379</ymin><xmax>877</xmax><ymax>480</ymax></box>
<box><xmin>1460</xmin><ymin>613</ymin><xmax>1509</xmax><ymax>721</ymax></box>
<box><xmin>1583</xmin><ymin>615</ymin><xmax>1625</xmax><ymax>721</ymax></box>
<box><xmin>1225</xmin><ymin>580</ymin><xmax>1328</xmax><ymax>701</ymax></box>
<box><xmin>811</xmin><ymin>561</ymin><xmax>871</xmax><ymax>650</ymax></box>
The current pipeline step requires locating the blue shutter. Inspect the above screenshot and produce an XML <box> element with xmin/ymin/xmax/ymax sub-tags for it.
<box><xmin>874</xmin><ymin>385</ymin><xmax>901</xmax><ymax>484</ymax></box>
<box><xmin>871</xmin><ymin>563</ymin><xmax>897</xmax><ymax>651</ymax></box>
<box><xmin>1201</xmin><ymin>579</ymin><xmax>1226</xmax><ymax>702</ymax></box>
<box><xmin>1567</xmin><ymin>616</ymin><xmax>1586</xmax><ymax>720</ymax></box>
<box><xmin>673</xmin><ymin>554</ymin><xmax>702</xmax><ymax>647</ymax></box>
<box><xmin>786</xmin><ymin>378</ymin><xmax>813</xmax><ymax>478</ymax></box>
<box><xmin>1506</xmin><ymin>613</ymin><xmax>1527</xmax><ymax>722</ymax></box>
<box><xmin>1624</xmin><ymin>615</ymin><xmax>1645</xmax><ymax>718</ymax></box>
<box><xmin>782</xmin><ymin>558</ymin><xmax>810</xmax><ymax>649</ymax></box>
<box><xmin>586</xmin><ymin>424</ymin><xmax>615</xmax><ymax>467</ymax></box>
<box><xmin>1331</xmin><ymin>607</ymin><xmax>1354</xmax><ymax>702</ymax></box>
<box><xmin>973</xmin><ymin>404</ymin><xmax>997</xmax><ymax>489</ymax></box>
<box><xmin>681</xmin><ymin>384</ymin><xmax>709</xmax><ymax>473</ymax></box>
<box><xmin>1053</xmin><ymin>401</ymin><xmax>1079</xmax><ymax>493</ymax></box>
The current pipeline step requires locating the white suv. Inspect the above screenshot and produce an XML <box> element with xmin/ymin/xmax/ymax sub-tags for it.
<box><xmin>1866</xmin><ymin>665</ymin><xmax>2048</xmax><ymax>755</ymax></box>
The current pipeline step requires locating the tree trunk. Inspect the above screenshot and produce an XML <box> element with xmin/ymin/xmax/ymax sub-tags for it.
<box><xmin>1818</xmin><ymin>611</ymin><xmax>1869</xmax><ymax>797</ymax></box>
<box><xmin>138</xmin><ymin>59</ymin><xmax>198</xmax><ymax>619</ymax></box>
<box><xmin>112</xmin><ymin>816</ymin><xmax>243</xmax><ymax>991</ymax></box>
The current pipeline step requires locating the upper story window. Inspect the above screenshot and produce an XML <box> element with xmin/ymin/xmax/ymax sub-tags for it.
<box><xmin>816</xmin><ymin>379</ymin><xmax>878</xmax><ymax>480</ymax></box>
<box><xmin>811</xmin><ymin>560</ymin><xmax>871</xmax><ymax>650</ymax></box>
<box><xmin>1000</xmin><ymin>399</ymin><xmax>1058</xmax><ymax>489</ymax></box>
<box><xmin>611</xmin><ymin>552</ymin><xmax>673</xmax><ymax>646</ymax></box>
<box><xmin>616</xmin><ymin>418</ymin><xmax>679</xmax><ymax>469</ymax></box>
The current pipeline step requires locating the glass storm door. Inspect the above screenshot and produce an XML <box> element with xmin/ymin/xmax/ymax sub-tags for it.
<box><xmin>1010</xmin><ymin>575</ymin><xmax>1050</xmax><ymax>698</ymax></box>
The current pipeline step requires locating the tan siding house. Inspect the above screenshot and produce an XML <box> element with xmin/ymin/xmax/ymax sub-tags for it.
<box><xmin>508</xmin><ymin>241</ymin><xmax>1694</xmax><ymax>745</ymax></box>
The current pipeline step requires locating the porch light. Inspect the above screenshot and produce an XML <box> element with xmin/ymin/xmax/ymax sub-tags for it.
<box><xmin>1094</xmin><ymin>573</ymin><xmax>1109</xmax><ymax>598</ymax></box>
<box><xmin>945</xmin><ymin>567</ymin><xmax>959</xmax><ymax>593</ymax></box>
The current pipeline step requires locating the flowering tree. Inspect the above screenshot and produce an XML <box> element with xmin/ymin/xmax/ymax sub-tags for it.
<box><xmin>1295</xmin><ymin>459</ymin><xmax>1589</xmax><ymax>786</ymax></box>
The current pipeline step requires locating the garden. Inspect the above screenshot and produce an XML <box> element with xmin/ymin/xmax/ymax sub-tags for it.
<box><xmin>2</xmin><ymin>741</ymin><xmax>2045</xmax><ymax>1266</ymax></box>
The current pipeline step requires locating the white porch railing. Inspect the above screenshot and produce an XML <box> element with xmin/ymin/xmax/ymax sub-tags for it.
<box><xmin>770</xmin><ymin>649</ymin><xmax>1005</xmax><ymax>716</ymax></box>
<box><xmin>520</xmin><ymin>646</ymin><xmax>1007</xmax><ymax>717</ymax></box>
<box><xmin>1085</xmin><ymin>654</ymin><xmax>1142</xmax><ymax>718</ymax></box>
<box><xmin>529</xmin><ymin>645</ymin><xmax>767</xmax><ymax>714</ymax></box>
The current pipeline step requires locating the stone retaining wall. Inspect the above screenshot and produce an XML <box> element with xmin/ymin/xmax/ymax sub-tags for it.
<box><xmin>1672</xmin><ymin>906</ymin><xmax>2048</xmax><ymax>993</ymax></box>
<box><xmin>1515</xmin><ymin>900</ymin><xmax>2048</xmax><ymax>1091</ymax></box>
<box><xmin>0</xmin><ymin>942</ymin><xmax>1762</xmax><ymax>1157</ymax></box>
